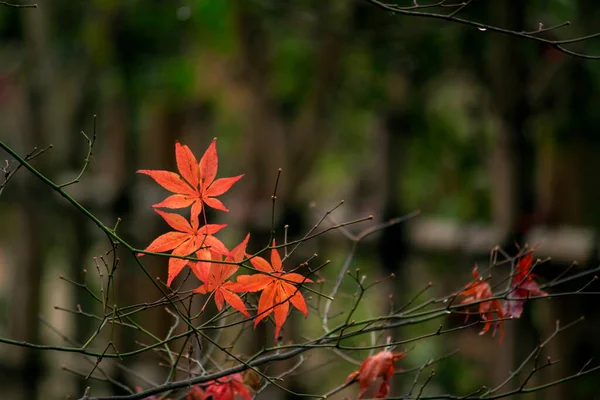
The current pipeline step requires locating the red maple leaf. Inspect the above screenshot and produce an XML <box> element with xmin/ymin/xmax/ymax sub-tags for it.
<box><xmin>138</xmin><ymin>140</ymin><xmax>243</xmax><ymax>218</ymax></box>
<box><xmin>346</xmin><ymin>350</ymin><xmax>406</xmax><ymax>399</ymax></box>
<box><xmin>186</xmin><ymin>373</ymin><xmax>251</xmax><ymax>400</ymax></box>
<box><xmin>186</xmin><ymin>386</ymin><xmax>207</xmax><ymax>400</ymax></box>
<box><xmin>140</xmin><ymin>209</ymin><xmax>228</xmax><ymax>287</ymax></box>
<box><xmin>233</xmin><ymin>242</ymin><xmax>313</xmax><ymax>339</ymax></box>
<box><xmin>504</xmin><ymin>252</ymin><xmax>547</xmax><ymax>318</ymax></box>
<box><xmin>191</xmin><ymin>234</ymin><xmax>251</xmax><ymax>317</ymax></box>
<box><xmin>458</xmin><ymin>265</ymin><xmax>505</xmax><ymax>343</ymax></box>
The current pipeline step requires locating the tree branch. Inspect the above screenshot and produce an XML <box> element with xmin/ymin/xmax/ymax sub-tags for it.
<box><xmin>364</xmin><ymin>0</ymin><xmax>600</xmax><ymax>59</ymax></box>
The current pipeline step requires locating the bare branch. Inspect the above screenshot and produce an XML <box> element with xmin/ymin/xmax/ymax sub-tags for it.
<box><xmin>364</xmin><ymin>0</ymin><xmax>600</xmax><ymax>59</ymax></box>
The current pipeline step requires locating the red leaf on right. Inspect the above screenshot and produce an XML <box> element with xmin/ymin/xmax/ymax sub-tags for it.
<box><xmin>458</xmin><ymin>266</ymin><xmax>505</xmax><ymax>343</ymax></box>
<box><xmin>504</xmin><ymin>252</ymin><xmax>547</xmax><ymax>318</ymax></box>
<box><xmin>346</xmin><ymin>350</ymin><xmax>407</xmax><ymax>399</ymax></box>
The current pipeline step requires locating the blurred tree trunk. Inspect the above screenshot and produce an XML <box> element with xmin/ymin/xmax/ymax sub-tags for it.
<box><xmin>13</xmin><ymin>5</ymin><xmax>57</xmax><ymax>399</ymax></box>
<box><xmin>232</xmin><ymin>1</ymin><xmax>352</xmax><ymax>397</ymax></box>
<box><xmin>13</xmin><ymin>192</ymin><xmax>43</xmax><ymax>400</ymax></box>
<box><xmin>542</xmin><ymin>2</ymin><xmax>600</xmax><ymax>398</ymax></box>
<box><xmin>486</xmin><ymin>0</ymin><xmax>539</xmax><ymax>394</ymax></box>
<box><xmin>378</xmin><ymin>101</ymin><xmax>411</xmax><ymax>320</ymax></box>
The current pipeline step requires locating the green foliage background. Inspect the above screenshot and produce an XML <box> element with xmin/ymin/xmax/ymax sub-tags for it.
<box><xmin>1</xmin><ymin>0</ymin><xmax>600</xmax><ymax>399</ymax></box>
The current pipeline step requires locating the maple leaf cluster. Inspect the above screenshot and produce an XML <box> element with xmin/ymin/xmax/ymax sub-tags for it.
<box><xmin>138</xmin><ymin>139</ymin><xmax>313</xmax><ymax>340</ymax></box>
<box><xmin>458</xmin><ymin>250</ymin><xmax>547</xmax><ymax>343</ymax></box>
<box><xmin>129</xmin><ymin>138</ymin><xmax>559</xmax><ymax>400</ymax></box>
<box><xmin>137</xmin><ymin>140</ymin><xmax>551</xmax><ymax>400</ymax></box>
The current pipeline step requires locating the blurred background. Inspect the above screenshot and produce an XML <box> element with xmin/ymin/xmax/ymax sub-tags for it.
<box><xmin>2</xmin><ymin>0</ymin><xmax>600</xmax><ymax>399</ymax></box>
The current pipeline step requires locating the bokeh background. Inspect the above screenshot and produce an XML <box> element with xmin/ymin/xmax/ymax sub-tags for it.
<box><xmin>2</xmin><ymin>1</ymin><xmax>600</xmax><ymax>399</ymax></box>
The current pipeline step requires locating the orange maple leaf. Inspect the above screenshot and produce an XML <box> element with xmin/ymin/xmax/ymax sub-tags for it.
<box><xmin>233</xmin><ymin>242</ymin><xmax>313</xmax><ymax>339</ymax></box>
<box><xmin>346</xmin><ymin>350</ymin><xmax>406</xmax><ymax>399</ymax></box>
<box><xmin>191</xmin><ymin>234</ymin><xmax>251</xmax><ymax>317</ymax></box>
<box><xmin>458</xmin><ymin>265</ymin><xmax>505</xmax><ymax>343</ymax></box>
<box><xmin>138</xmin><ymin>140</ymin><xmax>243</xmax><ymax>218</ymax></box>
<box><xmin>505</xmin><ymin>251</ymin><xmax>547</xmax><ymax>318</ymax></box>
<box><xmin>141</xmin><ymin>209</ymin><xmax>228</xmax><ymax>287</ymax></box>
<box><xmin>186</xmin><ymin>373</ymin><xmax>251</xmax><ymax>400</ymax></box>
